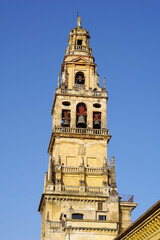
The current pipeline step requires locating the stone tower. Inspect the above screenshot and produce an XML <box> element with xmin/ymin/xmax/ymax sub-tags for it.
<box><xmin>38</xmin><ymin>16</ymin><xmax>137</xmax><ymax>240</ymax></box>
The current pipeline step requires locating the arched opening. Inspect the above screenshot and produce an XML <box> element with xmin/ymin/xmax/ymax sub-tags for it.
<box><xmin>93</xmin><ymin>112</ymin><xmax>101</xmax><ymax>129</ymax></box>
<box><xmin>76</xmin><ymin>103</ymin><xmax>87</xmax><ymax>128</ymax></box>
<box><xmin>75</xmin><ymin>72</ymin><xmax>85</xmax><ymax>85</ymax></box>
<box><xmin>62</xmin><ymin>110</ymin><xmax>70</xmax><ymax>127</ymax></box>
<box><xmin>72</xmin><ymin>213</ymin><xmax>83</xmax><ymax>220</ymax></box>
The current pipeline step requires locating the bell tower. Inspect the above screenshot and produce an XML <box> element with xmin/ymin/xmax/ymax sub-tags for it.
<box><xmin>38</xmin><ymin>16</ymin><xmax>137</xmax><ymax>240</ymax></box>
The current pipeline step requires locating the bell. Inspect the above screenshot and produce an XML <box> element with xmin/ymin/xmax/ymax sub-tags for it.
<box><xmin>63</xmin><ymin>119</ymin><xmax>69</xmax><ymax>127</ymax></box>
<box><xmin>94</xmin><ymin>119</ymin><xmax>100</xmax><ymax>129</ymax></box>
<box><xmin>77</xmin><ymin>115</ymin><xmax>86</xmax><ymax>128</ymax></box>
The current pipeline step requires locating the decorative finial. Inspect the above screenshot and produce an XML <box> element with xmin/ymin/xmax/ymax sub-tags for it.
<box><xmin>95</xmin><ymin>66</ymin><xmax>97</xmax><ymax>74</ymax></box>
<box><xmin>111</xmin><ymin>156</ymin><xmax>117</xmax><ymax>189</ymax></box>
<box><xmin>103</xmin><ymin>76</ymin><xmax>106</xmax><ymax>89</ymax></box>
<box><xmin>48</xmin><ymin>154</ymin><xmax>53</xmax><ymax>182</ymax></box>
<box><xmin>108</xmin><ymin>158</ymin><xmax>110</xmax><ymax>169</ymax></box>
<box><xmin>104</xmin><ymin>157</ymin><xmax>107</xmax><ymax>166</ymax></box>
<box><xmin>58</xmin><ymin>73</ymin><xmax>60</xmax><ymax>88</ymax></box>
<box><xmin>77</xmin><ymin>13</ymin><xmax>81</xmax><ymax>27</ymax></box>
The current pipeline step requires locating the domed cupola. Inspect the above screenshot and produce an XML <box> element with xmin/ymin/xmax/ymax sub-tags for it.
<box><xmin>65</xmin><ymin>16</ymin><xmax>92</xmax><ymax>57</ymax></box>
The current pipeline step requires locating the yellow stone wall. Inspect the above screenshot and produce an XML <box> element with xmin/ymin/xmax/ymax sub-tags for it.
<box><xmin>52</xmin><ymin>95</ymin><xmax>107</xmax><ymax>129</ymax></box>
<box><xmin>52</xmin><ymin>137</ymin><xmax>107</xmax><ymax>167</ymax></box>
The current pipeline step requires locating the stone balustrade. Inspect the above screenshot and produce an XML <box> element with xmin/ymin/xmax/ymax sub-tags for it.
<box><xmin>59</xmin><ymin>87</ymin><xmax>107</xmax><ymax>97</ymax></box>
<box><xmin>61</xmin><ymin>185</ymin><xmax>79</xmax><ymax>192</ymax></box>
<box><xmin>49</xmin><ymin>221</ymin><xmax>65</xmax><ymax>230</ymax></box>
<box><xmin>86</xmin><ymin>167</ymin><xmax>102</xmax><ymax>174</ymax></box>
<box><xmin>52</xmin><ymin>185</ymin><xmax>106</xmax><ymax>195</ymax></box>
<box><xmin>62</xmin><ymin>166</ymin><xmax>79</xmax><ymax>173</ymax></box>
<box><xmin>75</xmin><ymin>45</ymin><xmax>86</xmax><ymax>50</ymax></box>
<box><xmin>49</xmin><ymin>220</ymin><xmax>118</xmax><ymax>232</ymax></box>
<box><xmin>61</xmin><ymin>166</ymin><xmax>103</xmax><ymax>174</ymax></box>
<box><xmin>68</xmin><ymin>45</ymin><xmax>91</xmax><ymax>52</ymax></box>
<box><xmin>85</xmin><ymin>186</ymin><xmax>104</xmax><ymax>194</ymax></box>
<box><xmin>53</xmin><ymin>126</ymin><xmax>109</xmax><ymax>136</ymax></box>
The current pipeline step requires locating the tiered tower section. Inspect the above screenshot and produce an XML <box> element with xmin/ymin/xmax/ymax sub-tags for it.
<box><xmin>39</xmin><ymin>17</ymin><xmax>137</xmax><ymax>240</ymax></box>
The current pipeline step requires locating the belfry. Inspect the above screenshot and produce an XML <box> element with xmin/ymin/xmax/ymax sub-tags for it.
<box><xmin>38</xmin><ymin>17</ymin><xmax>137</xmax><ymax>240</ymax></box>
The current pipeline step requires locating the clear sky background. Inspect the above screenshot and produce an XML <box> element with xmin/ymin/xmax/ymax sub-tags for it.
<box><xmin>0</xmin><ymin>0</ymin><xmax>160</xmax><ymax>239</ymax></box>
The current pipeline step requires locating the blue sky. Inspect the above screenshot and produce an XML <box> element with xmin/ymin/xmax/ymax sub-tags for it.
<box><xmin>0</xmin><ymin>0</ymin><xmax>160</xmax><ymax>239</ymax></box>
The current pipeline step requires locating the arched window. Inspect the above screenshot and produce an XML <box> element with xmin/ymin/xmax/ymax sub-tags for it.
<box><xmin>72</xmin><ymin>213</ymin><xmax>83</xmax><ymax>220</ymax></box>
<box><xmin>93</xmin><ymin>88</ymin><xmax>97</xmax><ymax>96</ymax></box>
<box><xmin>75</xmin><ymin>72</ymin><xmax>85</xmax><ymax>85</ymax></box>
<box><xmin>76</xmin><ymin>103</ymin><xmax>87</xmax><ymax>128</ymax></box>
<box><xmin>62</xmin><ymin>110</ymin><xmax>70</xmax><ymax>127</ymax></box>
<box><xmin>93</xmin><ymin>112</ymin><xmax>101</xmax><ymax>129</ymax></box>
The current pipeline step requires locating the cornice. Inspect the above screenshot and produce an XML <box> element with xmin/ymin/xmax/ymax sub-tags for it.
<box><xmin>39</xmin><ymin>193</ymin><xmax>110</xmax><ymax>210</ymax></box>
<box><xmin>48</xmin><ymin>131</ymin><xmax>111</xmax><ymax>154</ymax></box>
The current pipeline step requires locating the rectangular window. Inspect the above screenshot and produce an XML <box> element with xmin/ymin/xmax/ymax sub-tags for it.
<box><xmin>72</xmin><ymin>214</ymin><xmax>83</xmax><ymax>219</ymax></box>
<box><xmin>98</xmin><ymin>202</ymin><xmax>103</xmax><ymax>210</ymax></box>
<box><xmin>99</xmin><ymin>215</ymin><xmax>106</xmax><ymax>221</ymax></box>
<box><xmin>77</xmin><ymin>39</ymin><xmax>82</xmax><ymax>45</ymax></box>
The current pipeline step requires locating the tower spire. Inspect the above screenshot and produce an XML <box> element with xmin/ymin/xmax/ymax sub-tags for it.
<box><xmin>77</xmin><ymin>14</ymin><xmax>81</xmax><ymax>27</ymax></box>
<box><xmin>103</xmin><ymin>76</ymin><xmax>106</xmax><ymax>89</ymax></box>
<box><xmin>48</xmin><ymin>154</ymin><xmax>53</xmax><ymax>182</ymax></box>
<box><xmin>57</xmin><ymin>73</ymin><xmax>60</xmax><ymax>88</ymax></box>
<box><xmin>111</xmin><ymin>156</ymin><xmax>117</xmax><ymax>189</ymax></box>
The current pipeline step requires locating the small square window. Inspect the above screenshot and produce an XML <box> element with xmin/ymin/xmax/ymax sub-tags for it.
<box><xmin>77</xmin><ymin>40</ymin><xmax>82</xmax><ymax>45</ymax></box>
<box><xmin>99</xmin><ymin>215</ymin><xmax>106</xmax><ymax>221</ymax></box>
<box><xmin>98</xmin><ymin>202</ymin><xmax>103</xmax><ymax>210</ymax></box>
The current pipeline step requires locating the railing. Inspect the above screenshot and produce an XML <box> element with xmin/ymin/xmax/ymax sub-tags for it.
<box><xmin>54</xmin><ymin>185</ymin><xmax>104</xmax><ymax>194</ymax></box>
<box><xmin>86</xmin><ymin>186</ymin><xmax>104</xmax><ymax>193</ymax></box>
<box><xmin>50</xmin><ymin>221</ymin><xmax>63</xmax><ymax>229</ymax></box>
<box><xmin>119</xmin><ymin>194</ymin><xmax>134</xmax><ymax>202</ymax></box>
<box><xmin>73</xmin><ymin>84</ymin><xmax>85</xmax><ymax>89</ymax></box>
<box><xmin>62</xmin><ymin>166</ymin><xmax>79</xmax><ymax>173</ymax></box>
<box><xmin>61</xmin><ymin>166</ymin><xmax>103</xmax><ymax>174</ymax></box>
<box><xmin>86</xmin><ymin>167</ymin><xmax>102</xmax><ymax>174</ymax></box>
<box><xmin>61</xmin><ymin>185</ymin><xmax>79</xmax><ymax>192</ymax></box>
<box><xmin>60</xmin><ymin>88</ymin><xmax>107</xmax><ymax>97</ymax></box>
<box><xmin>53</xmin><ymin>126</ymin><xmax>109</xmax><ymax>136</ymax></box>
<box><xmin>75</xmin><ymin>45</ymin><xmax>86</xmax><ymax>50</ymax></box>
<box><xmin>69</xmin><ymin>45</ymin><xmax>87</xmax><ymax>51</ymax></box>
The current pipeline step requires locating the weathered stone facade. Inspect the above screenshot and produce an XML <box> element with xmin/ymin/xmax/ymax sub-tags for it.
<box><xmin>38</xmin><ymin>16</ymin><xmax>137</xmax><ymax>240</ymax></box>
